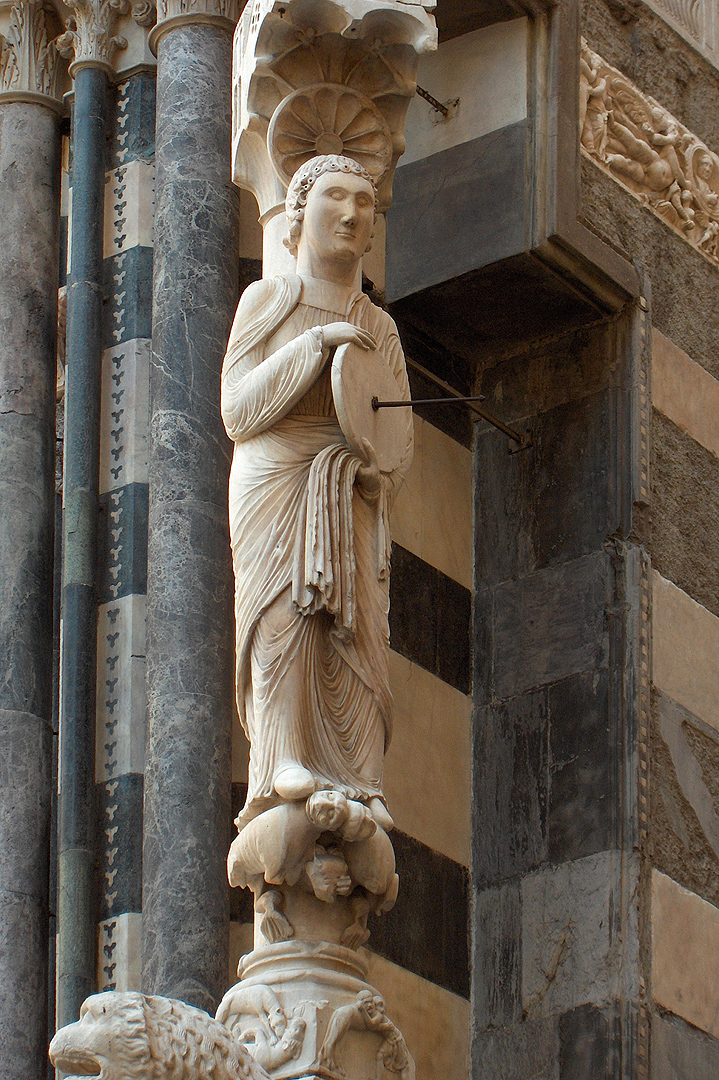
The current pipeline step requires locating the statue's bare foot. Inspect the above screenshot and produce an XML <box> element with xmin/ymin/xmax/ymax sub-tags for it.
<box><xmin>369</xmin><ymin>797</ymin><xmax>394</xmax><ymax>831</ymax></box>
<box><xmin>257</xmin><ymin>889</ymin><xmax>294</xmax><ymax>944</ymax></box>
<box><xmin>274</xmin><ymin>766</ymin><xmax>315</xmax><ymax>801</ymax></box>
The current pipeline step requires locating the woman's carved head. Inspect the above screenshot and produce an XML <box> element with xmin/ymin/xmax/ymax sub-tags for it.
<box><xmin>284</xmin><ymin>154</ymin><xmax>378</xmax><ymax>258</ymax></box>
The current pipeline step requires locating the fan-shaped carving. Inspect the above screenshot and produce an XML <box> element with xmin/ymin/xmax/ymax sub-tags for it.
<box><xmin>268</xmin><ymin>83</ymin><xmax>392</xmax><ymax>188</ymax></box>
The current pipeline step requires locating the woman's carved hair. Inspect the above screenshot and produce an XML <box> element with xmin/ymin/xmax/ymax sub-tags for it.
<box><xmin>284</xmin><ymin>154</ymin><xmax>378</xmax><ymax>257</ymax></box>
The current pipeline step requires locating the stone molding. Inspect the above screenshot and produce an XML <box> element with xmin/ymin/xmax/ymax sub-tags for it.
<box><xmin>0</xmin><ymin>0</ymin><xmax>63</xmax><ymax>111</ymax></box>
<box><xmin>581</xmin><ymin>38</ymin><xmax>719</xmax><ymax>271</ymax></box>
<box><xmin>148</xmin><ymin>0</ymin><xmax>240</xmax><ymax>54</ymax></box>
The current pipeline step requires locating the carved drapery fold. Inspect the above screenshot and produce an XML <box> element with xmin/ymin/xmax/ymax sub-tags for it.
<box><xmin>0</xmin><ymin>1</ymin><xmax>62</xmax><ymax>110</ymax></box>
<box><xmin>581</xmin><ymin>38</ymin><xmax>719</xmax><ymax>270</ymax></box>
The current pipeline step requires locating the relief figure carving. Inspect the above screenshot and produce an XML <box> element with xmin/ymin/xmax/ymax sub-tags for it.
<box><xmin>580</xmin><ymin>39</ymin><xmax>719</xmax><ymax>267</ymax></box>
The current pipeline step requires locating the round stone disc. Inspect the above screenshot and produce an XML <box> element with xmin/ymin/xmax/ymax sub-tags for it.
<box><xmin>332</xmin><ymin>342</ymin><xmax>412</xmax><ymax>473</ymax></box>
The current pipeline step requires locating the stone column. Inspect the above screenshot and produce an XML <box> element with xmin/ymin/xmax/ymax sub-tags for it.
<box><xmin>0</xmin><ymin>3</ymin><xmax>63</xmax><ymax>1074</ymax></box>
<box><xmin>55</xmin><ymin>0</ymin><xmax>127</xmax><ymax>1029</ymax></box>
<box><xmin>142</xmin><ymin>0</ymin><xmax>240</xmax><ymax>1013</ymax></box>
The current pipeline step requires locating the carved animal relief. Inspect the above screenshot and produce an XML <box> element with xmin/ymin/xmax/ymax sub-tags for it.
<box><xmin>580</xmin><ymin>38</ymin><xmax>719</xmax><ymax>268</ymax></box>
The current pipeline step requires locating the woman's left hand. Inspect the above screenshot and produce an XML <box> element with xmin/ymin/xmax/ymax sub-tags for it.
<box><xmin>356</xmin><ymin>438</ymin><xmax>381</xmax><ymax>502</ymax></box>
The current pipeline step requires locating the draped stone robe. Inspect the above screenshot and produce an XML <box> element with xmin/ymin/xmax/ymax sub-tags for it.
<box><xmin>221</xmin><ymin>274</ymin><xmax>413</xmax><ymax>826</ymax></box>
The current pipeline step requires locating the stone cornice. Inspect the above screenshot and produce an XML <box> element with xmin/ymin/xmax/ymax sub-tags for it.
<box><xmin>0</xmin><ymin>1</ymin><xmax>64</xmax><ymax>111</ymax></box>
<box><xmin>148</xmin><ymin>0</ymin><xmax>239</xmax><ymax>53</ymax></box>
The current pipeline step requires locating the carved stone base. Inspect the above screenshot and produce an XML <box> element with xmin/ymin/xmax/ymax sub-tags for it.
<box><xmin>217</xmin><ymin>943</ymin><xmax>413</xmax><ymax>1080</ymax></box>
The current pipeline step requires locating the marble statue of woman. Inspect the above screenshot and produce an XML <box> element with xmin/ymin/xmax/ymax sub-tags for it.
<box><xmin>221</xmin><ymin>155</ymin><xmax>413</xmax><ymax>841</ymax></box>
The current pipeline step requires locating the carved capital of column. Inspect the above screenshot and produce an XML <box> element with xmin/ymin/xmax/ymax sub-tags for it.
<box><xmin>149</xmin><ymin>0</ymin><xmax>241</xmax><ymax>55</ymax></box>
<box><xmin>233</xmin><ymin>0</ymin><xmax>437</xmax><ymax>217</ymax></box>
<box><xmin>0</xmin><ymin>1</ymin><xmax>63</xmax><ymax>113</ymax></box>
<box><xmin>55</xmin><ymin>0</ymin><xmax>135</xmax><ymax>77</ymax></box>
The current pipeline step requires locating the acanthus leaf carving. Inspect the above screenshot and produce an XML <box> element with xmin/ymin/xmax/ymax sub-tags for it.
<box><xmin>56</xmin><ymin>0</ymin><xmax>130</xmax><ymax>76</ymax></box>
<box><xmin>0</xmin><ymin>1</ymin><xmax>61</xmax><ymax>106</ymax></box>
<box><xmin>581</xmin><ymin>38</ymin><xmax>719</xmax><ymax>268</ymax></box>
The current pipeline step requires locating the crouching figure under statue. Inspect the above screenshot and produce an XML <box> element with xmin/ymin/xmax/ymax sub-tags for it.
<box><xmin>218</xmin><ymin>154</ymin><xmax>415</xmax><ymax>1080</ymax></box>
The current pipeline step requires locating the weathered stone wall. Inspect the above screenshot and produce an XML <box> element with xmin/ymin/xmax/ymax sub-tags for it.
<box><xmin>581</xmin><ymin>3</ymin><xmax>719</xmax><ymax>1074</ymax></box>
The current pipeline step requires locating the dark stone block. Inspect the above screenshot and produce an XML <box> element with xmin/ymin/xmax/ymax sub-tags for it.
<box><xmin>652</xmin><ymin>1010</ymin><xmax>719</xmax><ymax>1080</ymax></box>
<box><xmin>386</xmin><ymin>122</ymin><xmax>527</xmax><ymax>302</ymax></box>
<box><xmin>238</xmin><ymin>257</ymin><xmax>262</xmax><ymax>296</ymax></box>
<box><xmin>473</xmin><ymin>1017</ymin><xmax>560</xmax><ymax>1080</ymax></box>
<box><xmin>475</xmin><ymin>390</ymin><xmax>614</xmax><ymax>584</ymax></box>
<box><xmin>98</xmin><ymin>773</ymin><xmax>143</xmax><ymax>917</ymax></box>
<box><xmin>437</xmin><ymin>0</ymin><xmax>519</xmax><ymax>42</ymax></box>
<box><xmin>389</xmin><ymin>544</ymin><xmax>471</xmax><ymax>694</ymax></box>
<box><xmin>473</xmin><ymin>880</ymin><xmax>521</xmax><ymax>1028</ymax></box>
<box><xmin>548</xmin><ymin>670</ymin><xmax>612</xmax><ymax>864</ymax></box>
<box><xmin>229</xmin><ymin>783</ymin><xmax>253</xmax><ymax>924</ymax></box>
<box><xmin>59</xmin><ymin>214</ymin><xmax>67</xmax><ymax>287</ymax></box>
<box><xmin>103</xmin><ymin>247</ymin><xmax>153</xmax><ymax>349</ymax></box>
<box><xmin>98</xmin><ymin>483</ymin><xmax>148</xmax><ymax>604</ymax></box>
<box><xmin>111</xmin><ymin>71</ymin><xmax>156</xmax><ymax>167</ymax></box>
<box><xmin>368</xmin><ymin>830</ymin><xmax>469</xmax><ymax>999</ymax></box>
<box><xmin>581</xmin><ymin>158</ymin><xmax>719</xmax><ymax>381</ymax></box>
<box><xmin>652</xmin><ymin>410</ymin><xmax>719</xmax><ymax>619</ymax></box>
<box><xmin>493</xmin><ymin>551</ymin><xmax>610</xmax><ymax>700</ymax></box>
<box><xmin>559</xmin><ymin>1004</ymin><xmax>609</xmax><ymax>1079</ymax></box>
<box><xmin>472</xmin><ymin>587</ymin><xmax>493</xmax><ymax>705</ymax></box>
<box><xmin>474</xmin><ymin>690</ymin><xmax>549</xmax><ymax>886</ymax></box>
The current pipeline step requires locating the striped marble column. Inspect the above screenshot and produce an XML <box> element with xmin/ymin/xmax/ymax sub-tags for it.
<box><xmin>142</xmin><ymin>0</ymin><xmax>240</xmax><ymax>1013</ymax></box>
<box><xmin>0</xmin><ymin>2</ymin><xmax>63</xmax><ymax>1073</ymax></box>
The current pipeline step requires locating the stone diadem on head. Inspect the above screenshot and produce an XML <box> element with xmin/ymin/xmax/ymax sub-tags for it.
<box><xmin>283</xmin><ymin>154</ymin><xmax>378</xmax><ymax>256</ymax></box>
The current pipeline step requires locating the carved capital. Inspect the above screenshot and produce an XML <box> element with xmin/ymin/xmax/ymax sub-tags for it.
<box><xmin>233</xmin><ymin>0</ymin><xmax>437</xmax><ymax>216</ymax></box>
<box><xmin>56</xmin><ymin>0</ymin><xmax>131</xmax><ymax>77</ymax></box>
<box><xmin>149</xmin><ymin>0</ymin><xmax>241</xmax><ymax>54</ymax></box>
<box><xmin>0</xmin><ymin>1</ymin><xmax>63</xmax><ymax>112</ymax></box>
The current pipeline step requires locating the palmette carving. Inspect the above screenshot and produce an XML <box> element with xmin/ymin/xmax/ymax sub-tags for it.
<box><xmin>0</xmin><ymin>1</ymin><xmax>60</xmax><ymax>103</ymax></box>
<box><xmin>581</xmin><ymin>39</ymin><xmax>719</xmax><ymax>267</ymax></box>
<box><xmin>49</xmin><ymin>992</ymin><xmax>273</xmax><ymax>1080</ymax></box>
<box><xmin>233</xmin><ymin>0</ymin><xmax>437</xmax><ymax>214</ymax></box>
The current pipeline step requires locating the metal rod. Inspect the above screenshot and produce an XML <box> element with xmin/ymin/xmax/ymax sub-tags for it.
<box><xmin>416</xmin><ymin>84</ymin><xmax>449</xmax><ymax>117</ymax></box>
<box><xmin>372</xmin><ymin>395</ymin><xmax>486</xmax><ymax>409</ymax></box>
<box><xmin>403</xmin><ymin>354</ymin><xmax>531</xmax><ymax>449</ymax></box>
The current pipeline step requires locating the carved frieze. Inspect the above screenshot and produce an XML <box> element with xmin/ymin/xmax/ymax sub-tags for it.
<box><xmin>233</xmin><ymin>0</ymin><xmax>438</xmax><ymax>215</ymax></box>
<box><xmin>56</xmin><ymin>0</ymin><xmax>131</xmax><ymax>76</ymax></box>
<box><xmin>581</xmin><ymin>39</ymin><xmax>719</xmax><ymax>268</ymax></box>
<box><xmin>0</xmin><ymin>0</ymin><xmax>62</xmax><ymax>109</ymax></box>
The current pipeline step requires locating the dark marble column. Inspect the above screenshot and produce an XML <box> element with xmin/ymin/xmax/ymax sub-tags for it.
<box><xmin>0</xmin><ymin>100</ymin><xmax>60</xmax><ymax>1079</ymax></box>
<box><xmin>57</xmin><ymin>63</ymin><xmax>109</xmax><ymax>1029</ymax></box>
<box><xmin>143</xmin><ymin>19</ymin><xmax>239</xmax><ymax>1013</ymax></box>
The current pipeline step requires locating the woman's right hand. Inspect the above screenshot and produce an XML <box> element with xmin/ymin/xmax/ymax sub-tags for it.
<box><xmin>321</xmin><ymin>322</ymin><xmax>377</xmax><ymax>352</ymax></box>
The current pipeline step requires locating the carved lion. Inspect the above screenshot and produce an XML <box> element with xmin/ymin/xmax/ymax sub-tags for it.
<box><xmin>49</xmin><ymin>992</ymin><xmax>272</xmax><ymax>1080</ymax></box>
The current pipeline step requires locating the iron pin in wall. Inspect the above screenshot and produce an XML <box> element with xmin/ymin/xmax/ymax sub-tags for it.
<box><xmin>371</xmin><ymin>394</ymin><xmax>532</xmax><ymax>454</ymax></box>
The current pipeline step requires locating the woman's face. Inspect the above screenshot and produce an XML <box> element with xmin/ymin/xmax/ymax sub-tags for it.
<box><xmin>298</xmin><ymin>170</ymin><xmax>375</xmax><ymax>269</ymax></box>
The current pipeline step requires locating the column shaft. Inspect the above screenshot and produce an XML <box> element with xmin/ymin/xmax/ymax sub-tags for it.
<box><xmin>0</xmin><ymin>101</ymin><xmax>60</xmax><ymax>1080</ymax></box>
<box><xmin>143</xmin><ymin>23</ymin><xmax>238</xmax><ymax>1013</ymax></box>
<box><xmin>57</xmin><ymin>64</ymin><xmax>109</xmax><ymax>1029</ymax></box>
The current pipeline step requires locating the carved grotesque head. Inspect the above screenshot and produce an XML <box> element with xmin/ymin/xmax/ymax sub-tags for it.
<box><xmin>306</xmin><ymin>789</ymin><xmax>349</xmax><ymax>831</ymax></box>
<box><xmin>284</xmin><ymin>154</ymin><xmax>378</xmax><ymax>260</ymax></box>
